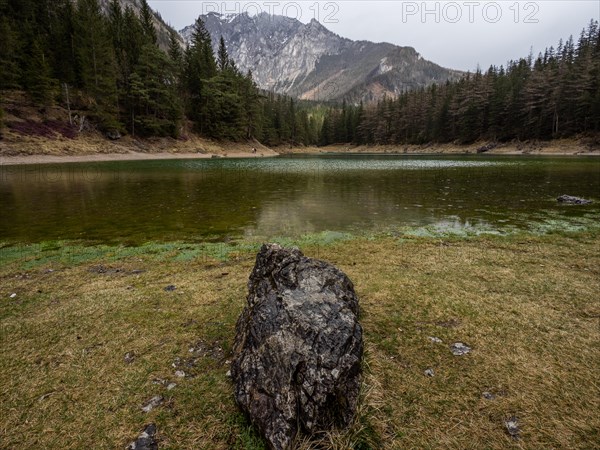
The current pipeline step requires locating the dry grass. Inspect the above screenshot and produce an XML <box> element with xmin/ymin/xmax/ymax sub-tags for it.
<box><xmin>1</xmin><ymin>232</ymin><xmax>599</xmax><ymax>449</ymax></box>
<box><xmin>302</xmin><ymin>139</ymin><xmax>600</xmax><ymax>156</ymax></box>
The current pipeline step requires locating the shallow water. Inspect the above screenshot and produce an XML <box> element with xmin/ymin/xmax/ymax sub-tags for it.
<box><xmin>0</xmin><ymin>154</ymin><xmax>598</xmax><ymax>244</ymax></box>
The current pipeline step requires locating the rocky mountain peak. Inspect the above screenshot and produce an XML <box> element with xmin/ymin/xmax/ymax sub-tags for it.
<box><xmin>180</xmin><ymin>12</ymin><xmax>462</xmax><ymax>103</ymax></box>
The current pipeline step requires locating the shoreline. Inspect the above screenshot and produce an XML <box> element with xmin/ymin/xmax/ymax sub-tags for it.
<box><xmin>1</xmin><ymin>138</ymin><xmax>599</xmax><ymax>165</ymax></box>
<box><xmin>0</xmin><ymin>150</ymin><xmax>278</xmax><ymax>166</ymax></box>
<box><xmin>282</xmin><ymin>140</ymin><xmax>600</xmax><ymax>157</ymax></box>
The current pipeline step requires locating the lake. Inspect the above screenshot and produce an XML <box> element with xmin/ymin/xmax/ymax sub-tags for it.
<box><xmin>1</xmin><ymin>154</ymin><xmax>599</xmax><ymax>245</ymax></box>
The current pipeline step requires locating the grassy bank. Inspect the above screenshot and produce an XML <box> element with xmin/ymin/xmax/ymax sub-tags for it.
<box><xmin>0</xmin><ymin>93</ymin><xmax>275</xmax><ymax>161</ymax></box>
<box><xmin>1</xmin><ymin>232</ymin><xmax>599</xmax><ymax>449</ymax></box>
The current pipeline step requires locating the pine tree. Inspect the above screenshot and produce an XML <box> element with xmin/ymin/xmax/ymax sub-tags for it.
<box><xmin>168</xmin><ymin>29</ymin><xmax>184</xmax><ymax>67</ymax></box>
<box><xmin>217</xmin><ymin>36</ymin><xmax>230</xmax><ymax>72</ymax></box>
<box><xmin>25</xmin><ymin>38</ymin><xmax>56</xmax><ymax>105</ymax></box>
<box><xmin>127</xmin><ymin>43</ymin><xmax>182</xmax><ymax>137</ymax></box>
<box><xmin>0</xmin><ymin>16</ymin><xmax>22</xmax><ymax>90</ymax></box>
<box><xmin>139</xmin><ymin>0</ymin><xmax>157</xmax><ymax>45</ymax></box>
<box><xmin>184</xmin><ymin>17</ymin><xmax>217</xmax><ymax>133</ymax></box>
<box><xmin>241</xmin><ymin>70</ymin><xmax>262</xmax><ymax>139</ymax></box>
<box><xmin>48</xmin><ymin>0</ymin><xmax>79</xmax><ymax>87</ymax></box>
<box><xmin>75</xmin><ymin>0</ymin><xmax>119</xmax><ymax>130</ymax></box>
<box><xmin>122</xmin><ymin>6</ymin><xmax>144</xmax><ymax>72</ymax></box>
<box><xmin>108</xmin><ymin>0</ymin><xmax>125</xmax><ymax>70</ymax></box>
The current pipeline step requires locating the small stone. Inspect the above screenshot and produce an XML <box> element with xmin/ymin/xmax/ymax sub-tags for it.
<box><xmin>482</xmin><ymin>391</ymin><xmax>496</xmax><ymax>400</ymax></box>
<box><xmin>38</xmin><ymin>391</ymin><xmax>55</xmax><ymax>402</ymax></box>
<box><xmin>124</xmin><ymin>352</ymin><xmax>136</xmax><ymax>364</ymax></box>
<box><xmin>141</xmin><ymin>396</ymin><xmax>163</xmax><ymax>413</ymax></box>
<box><xmin>450</xmin><ymin>342</ymin><xmax>472</xmax><ymax>356</ymax></box>
<box><xmin>9</xmin><ymin>293</ymin><xmax>17</xmax><ymax>299</ymax></box>
<box><xmin>166</xmin><ymin>383</ymin><xmax>177</xmax><ymax>391</ymax></box>
<box><xmin>428</xmin><ymin>336</ymin><xmax>443</xmax><ymax>343</ymax></box>
<box><xmin>164</xmin><ymin>285</ymin><xmax>176</xmax><ymax>292</ymax></box>
<box><xmin>174</xmin><ymin>370</ymin><xmax>186</xmax><ymax>378</ymax></box>
<box><xmin>424</xmin><ymin>368</ymin><xmax>435</xmax><ymax>377</ymax></box>
<box><xmin>504</xmin><ymin>416</ymin><xmax>520</xmax><ymax>439</ymax></box>
<box><xmin>226</xmin><ymin>370</ymin><xmax>232</xmax><ymax>378</ymax></box>
<box><xmin>127</xmin><ymin>423</ymin><xmax>158</xmax><ymax>450</ymax></box>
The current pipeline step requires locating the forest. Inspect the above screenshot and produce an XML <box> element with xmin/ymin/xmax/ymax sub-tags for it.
<box><xmin>321</xmin><ymin>20</ymin><xmax>600</xmax><ymax>146</ymax></box>
<box><xmin>0</xmin><ymin>0</ymin><xmax>598</xmax><ymax>147</ymax></box>
<box><xmin>0</xmin><ymin>0</ymin><xmax>322</xmax><ymax>146</ymax></box>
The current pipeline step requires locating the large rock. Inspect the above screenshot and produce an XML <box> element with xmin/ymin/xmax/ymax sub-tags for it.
<box><xmin>231</xmin><ymin>244</ymin><xmax>363</xmax><ymax>450</ymax></box>
<box><xmin>557</xmin><ymin>195</ymin><xmax>592</xmax><ymax>205</ymax></box>
<box><xmin>105</xmin><ymin>129</ymin><xmax>121</xmax><ymax>140</ymax></box>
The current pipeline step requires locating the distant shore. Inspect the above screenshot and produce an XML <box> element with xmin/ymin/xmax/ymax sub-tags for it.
<box><xmin>1</xmin><ymin>135</ymin><xmax>598</xmax><ymax>165</ymax></box>
<box><xmin>282</xmin><ymin>139</ymin><xmax>600</xmax><ymax>157</ymax></box>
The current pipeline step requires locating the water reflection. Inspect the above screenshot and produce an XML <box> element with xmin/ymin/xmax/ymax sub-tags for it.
<box><xmin>0</xmin><ymin>155</ymin><xmax>598</xmax><ymax>244</ymax></box>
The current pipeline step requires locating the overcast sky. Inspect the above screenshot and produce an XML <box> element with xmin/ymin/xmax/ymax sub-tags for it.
<box><xmin>149</xmin><ymin>1</ymin><xmax>599</xmax><ymax>71</ymax></box>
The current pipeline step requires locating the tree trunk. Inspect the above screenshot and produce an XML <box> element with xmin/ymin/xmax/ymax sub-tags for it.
<box><xmin>64</xmin><ymin>83</ymin><xmax>73</xmax><ymax>125</ymax></box>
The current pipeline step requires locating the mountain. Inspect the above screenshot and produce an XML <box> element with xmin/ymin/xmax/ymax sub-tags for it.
<box><xmin>180</xmin><ymin>12</ymin><xmax>463</xmax><ymax>103</ymax></box>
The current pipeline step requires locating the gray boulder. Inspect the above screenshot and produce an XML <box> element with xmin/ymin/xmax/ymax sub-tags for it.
<box><xmin>106</xmin><ymin>129</ymin><xmax>121</xmax><ymax>140</ymax></box>
<box><xmin>231</xmin><ymin>244</ymin><xmax>363</xmax><ymax>450</ymax></box>
<box><xmin>557</xmin><ymin>195</ymin><xmax>592</xmax><ymax>205</ymax></box>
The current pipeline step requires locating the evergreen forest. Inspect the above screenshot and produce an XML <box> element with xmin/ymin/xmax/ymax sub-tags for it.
<box><xmin>1</xmin><ymin>0</ymin><xmax>598</xmax><ymax>147</ymax></box>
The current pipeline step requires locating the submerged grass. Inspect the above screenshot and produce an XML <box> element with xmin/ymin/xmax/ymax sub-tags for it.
<box><xmin>0</xmin><ymin>231</ymin><xmax>599</xmax><ymax>449</ymax></box>
<box><xmin>0</xmin><ymin>231</ymin><xmax>353</xmax><ymax>270</ymax></box>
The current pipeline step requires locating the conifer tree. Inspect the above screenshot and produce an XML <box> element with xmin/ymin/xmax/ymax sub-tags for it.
<box><xmin>241</xmin><ymin>70</ymin><xmax>262</xmax><ymax>139</ymax></box>
<box><xmin>185</xmin><ymin>17</ymin><xmax>217</xmax><ymax>133</ymax></box>
<box><xmin>24</xmin><ymin>38</ymin><xmax>56</xmax><ymax>105</ymax></box>
<box><xmin>217</xmin><ymin>36</ymin><xmax>230</xmax><ymax>72</ymax></box>
<box><xmin>75</xmin><ymin>0</ymin><xmax>119</xmax><ymax>130</ymax></box>
<box><xmin>168</xmin><ymin>30</ymin><xmax>184</xmax><ymax>68</ymax></box>
<box><xmin>0</xmin><ymin>16</ymin><xmax>22</xmax><ymax>90</ymax></box>
<box><xmin>122</xmin><ymin>6</ymin><xmax>144</xmax><ymax>72</ymax></box>
<box><xmin>49</xmin><ymin>0</ymin><xmax>79</xmax><ymax>87</ymax></box>
<box><xmin>139</xmin><ymin>0</ymin><xmax>157</xmax><ymax>45</ymax></box>
<box><xmin>128</xmin><ymin>43</ymin><xmax>183</xmax><ymax>137</ymax></box>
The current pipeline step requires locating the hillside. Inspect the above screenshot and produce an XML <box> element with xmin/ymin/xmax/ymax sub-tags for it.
<box><xmin>99</xmin><ymin>0</ymin><xmax>182</xmax><ymax>49</ymax></box>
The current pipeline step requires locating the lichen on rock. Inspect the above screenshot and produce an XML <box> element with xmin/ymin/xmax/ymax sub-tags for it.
<box><xmin>231</xmin><ymin>244</ymin><xmax>363</xmax><ymax>450</ymax></box>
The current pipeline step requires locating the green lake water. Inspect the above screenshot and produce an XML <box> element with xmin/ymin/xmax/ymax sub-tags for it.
<box><xmin>0</xmin><ymin>155</ymin><xmax>598</xmax><ymax>245</ymax></box>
